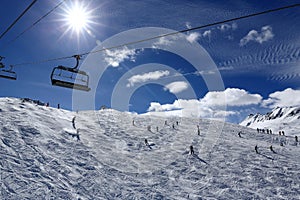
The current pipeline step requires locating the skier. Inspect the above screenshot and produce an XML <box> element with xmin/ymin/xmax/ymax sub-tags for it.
<box><xmin>72</xmin><ymin>116</ymin><xmax>76</xmax><ymax>129</ymax></box>
<box><xmin>255</xmin><ymin>145</ymin><xmax>258</xmax><ymax>154</ymax></box>
<box><xmin>172</xmin><ymin>124</ymin><xmax>175</xmax><ymax>129</ymax></box>
<box><xmin>156</xmin><ymin>126</ymin><xmax>159</xmax><ymax>132</ymax></box>
<box><xmin>132</xmin><ymin>120</ymin><xmax>135</xmax><ymax>126</ymax></box>
<box><xmin>57</xmin><ymin>103</ymin><xmax>60</xmax><ymax>109</ymax></box>
<box><xmin>270</xmin><ymin>145</ymin><xmax>275</xmax><ymax>153</ymax></box>
<box><xmin>282</xmin><ymin>131</ymin><xmax>285</xmax><ymax>136</ymax></box>
<box><xmin>145</xmin><ymin>139</ymin><xmax>151</xmax><ymax>149</ymax></box>
<box><xmin>76</xmin><ymin>129</ymin><xmax>80</xmax><ymax>141</ymax></box>
<box><xmin>257</xmin><ymin>128</ymin><xmax>259</xmax><ymax>133</ymax></box>
<box><xmin>145</xmin><ymin>139</ymin><xmax>149</xmax><ymax>146</ymax></box>
<box><xmin>295</xmin><ymin>136</ymin><xmax>298</xmax><ymax>143</ymax></box>
<box><xmin>176</xmin><ymin>121</ymin><xmax>179</xmax><ymax>126</ymax></box>
<box><xmin>238</xmin><ymin>131</ymin><xmax>242</xmax><ymax>138</ymax></box>
<box><xmin>190</xmin><ymin>145</ymin><xmax>194</xmax><ymax>155</ymax></box>
<box><xmin>197</xmin><ymin>129</ymin><xmax>200</xmax><ymax>136</ymax></box>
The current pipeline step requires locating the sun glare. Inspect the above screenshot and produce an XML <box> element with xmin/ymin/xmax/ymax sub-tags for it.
<box><xmin>60</xmin><ymin>1</ymin><xmax>95</xmax><ymax>37</ymax></box>
<box><xmin>66</xmin><ymin>4</ymin><xmax>88</xmax><ymax>32</ymax></box>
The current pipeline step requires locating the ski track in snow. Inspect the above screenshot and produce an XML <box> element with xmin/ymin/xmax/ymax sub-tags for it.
<box><xmin>0</xmin><ymin>98</ymin><xmax>300</xmax><ymax>199</ymax></box>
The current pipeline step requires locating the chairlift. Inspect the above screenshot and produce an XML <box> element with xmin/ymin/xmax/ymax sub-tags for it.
<box><xmin>0</xmin><ymin>56</ymin><xmax>5</xmax><ymax>68</ymax></box>
<box><xmin>0</xmin><ymin>65</ymin><xmax>17</xmax><ymax>80</ymax></box>
<box><xmin>50</xmin><ymin>55</ymin><xmax>90</xmax><ymax>91</ymax></box>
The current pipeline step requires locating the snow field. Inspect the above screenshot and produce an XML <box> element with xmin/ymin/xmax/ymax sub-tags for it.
<box><xmin>0</xmin><ymin>98</ymin><xmax>299</xmax><ymax>199</ymax></box>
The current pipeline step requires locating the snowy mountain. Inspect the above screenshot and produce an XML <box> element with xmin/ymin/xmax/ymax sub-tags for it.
<box><xmin>240</xmin><ymin>106</ymin><xmax>300</xmax><ymax>136</ymax></box>
<box><xmin>1</xmin><ymin>97</ymin><xmax>300</xmax><ymax>199</ymax></box>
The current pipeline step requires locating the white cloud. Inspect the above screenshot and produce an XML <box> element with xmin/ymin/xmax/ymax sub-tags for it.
<box><xmin>164</xmin><ymin>81</ymin><xmax>188</xmax><ymax>94</ymax></box>
<box><xmin>200</xmin><ymin>88</ymin><xmax>263</xmax><ymax>107</ymax></box>
<box><xmin>127</xmin><ymin>70</ymin><xmax>170</xmax><ymax>87</ymax></box>
<box><xmin>186</xmin><ymin>32</ymin><xmax>200</xmax><ymax>43</ymax></box>
<box><xmin>146</xmin><ymin>88</ymin><xmax>262</xmax><ymax>120</ymax></box>
<box><xmin>104</xmin><ymin>47</ymin><xmax>137</xmax><ymax>67</ymax></box>
<box><xmin>203</xmin><ymin>30</ymin><xmax>212</xmax><ymax>38</ymax></box>
<box><xmin>185</xmin><ymin>22</ymin><xmax>192</xmax><ymax>29</ymax></box>
<box><xmin>152</xmin><ymin>36</ymin><xmax>178</xmax><ymax>48</ymax></box>
<box><xmin>148</xmin><ymin>101</ymin><xmax>181</xmax><ymax>112</ymax></box>
<box><xmin>218</xmin><ymin>23</ymin><xmax>237</xmax><ymax>32</ymax></box>
<box><xmin>240</xmin><ymin>25</ymin><xmax>274</xmax><ymax>46</ymax></box>
<box><xmin>263</xmin><ymin>88</ymin><xmax>300</xmax><ymax>108</ymax></box>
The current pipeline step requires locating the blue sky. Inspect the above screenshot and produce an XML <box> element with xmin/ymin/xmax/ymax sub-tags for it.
<box><xmin>0</xmin><ymin>0</ymin><xmax>299</xmax><ymax>123</ymax></box>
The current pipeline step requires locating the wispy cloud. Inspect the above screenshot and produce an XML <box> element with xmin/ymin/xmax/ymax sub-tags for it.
<box><xmin>240</xmin><ymin>25</ymin><xmax>274</xmax><ymax>46</ymax></box>
<box><xmin>127</xmin><ymin>70</ymin><xmax>170</xmax><ymax>87</ymax></box>
<box><xmin>164</xmin><ymin>81</ymin><xmax>188</xmax><ymax>94</ymax></box>
<box><xmin>104</xmin><ymin>46</ymin><xmax>138</xmax><ymax>67</ymax></box>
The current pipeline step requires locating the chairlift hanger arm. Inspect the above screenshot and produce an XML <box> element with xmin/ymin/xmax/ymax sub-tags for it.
<box><xmin>71</xmin><ymin>55</ymin><xmax>81</xmax><ymax>70</ymax></box>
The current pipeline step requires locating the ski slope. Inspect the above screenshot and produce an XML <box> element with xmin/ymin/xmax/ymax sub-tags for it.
<box><xmin>1</xmin><ymin>98</ymin><xmax>300</xmax><ymax>199</ymax></box>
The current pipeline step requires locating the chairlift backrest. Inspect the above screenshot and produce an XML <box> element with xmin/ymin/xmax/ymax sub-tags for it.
<box><xmin>0</xmin><ymin>65</ymin><xmax>17</xmax><ymax>80</ymax></box>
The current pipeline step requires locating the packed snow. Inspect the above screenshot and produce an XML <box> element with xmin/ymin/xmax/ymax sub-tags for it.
<box><xmin>1</xmin><ymin>98</ymin><xmax>299</xmax><ymax>199</ymax></box>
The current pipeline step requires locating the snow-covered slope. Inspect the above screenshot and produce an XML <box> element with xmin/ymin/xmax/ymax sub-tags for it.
<box><xmin>1</xmin><ymin>98</ymin><xmax>300</xmax><ymax>199</ymax></box>
<box><xmin>240</xmin><ymin>106</ymin><xmax>300</xmax><ymax>136</ymax></box>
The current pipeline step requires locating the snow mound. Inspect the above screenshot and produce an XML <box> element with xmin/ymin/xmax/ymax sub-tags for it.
<box><xmin>1</xmin><ymin>98</ymin><xmax>300</xmax><ymax>199</ymax></box>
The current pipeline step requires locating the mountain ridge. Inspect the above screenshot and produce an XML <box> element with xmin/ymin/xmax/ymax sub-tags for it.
<box><xmin>240</xmin><ymin>106</ymin><xmax>300</xmax><ymax>136</ymax></box>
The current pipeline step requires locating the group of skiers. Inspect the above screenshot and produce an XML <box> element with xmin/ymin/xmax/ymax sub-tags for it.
<box><xmin>255</xmin><ymin>144</ymin><xmax>277</xmax><ymax>154</ymax></box>
<box><xmin>257</xmin><ymin>128</ymin><xmax>273</xmax><ymax>134</ymax></box>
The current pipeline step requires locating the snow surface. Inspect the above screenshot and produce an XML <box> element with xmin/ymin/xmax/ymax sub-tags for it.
<box><xmin>240</xmin><ymin>106</ymin><xmax>300</xmax><ymax>136</ymax></box>
<box><xmin>1</xmin><ymin>98</ymin><xmax>300</xmax><ymax>199</ymax></box>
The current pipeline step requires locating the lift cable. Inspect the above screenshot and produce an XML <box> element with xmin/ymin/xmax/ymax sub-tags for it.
<box><xmin>12</xmin><ymin>3</ymin><xmax>300</xmax><ymax>67</ymax></box>
<box><xmin>4</xmin><ymin>0</ymin><xmax>66</xmax><ymax>47</ymax></box>
<box><xmin>0</xmin><ymin>0</ymin><xmax>38</xmax><ymax>40</ymax></box>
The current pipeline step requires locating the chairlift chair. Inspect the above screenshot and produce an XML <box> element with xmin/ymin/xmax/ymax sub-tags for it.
<box><xmin>0</xmin><ymin>65</ymin><xmax>17</xmax><ymax>80</ymax></box>
<box><xmin>50</xmin><ymin>55</ymin><xmax>90</xmax><ymax>91</ymax></box>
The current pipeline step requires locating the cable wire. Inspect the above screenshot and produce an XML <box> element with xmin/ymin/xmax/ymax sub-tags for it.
<box><xmin>12</xmin><ymin>3</ymin><xmax>300</xmax><ymax>67</ymax></box>
<box><xmin>0</xmin><ymin>0</ymin><xmax>38</xmax><ymax>40</ymax></box>
<box><xmin>5</xmin><ymin>0</ymin><xmax>66</xmax><ymax>47</ymax></box>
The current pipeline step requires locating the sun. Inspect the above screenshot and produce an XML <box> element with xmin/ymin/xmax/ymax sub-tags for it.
<box><xmin>66</xmin><ymin>3</ymin><xmax>89</xmax><ymax>33</ymax></box>
<box><xmin>60</xmin><ymin>0</ymin><xmax>95</xmax><ymax>37</ymax></box>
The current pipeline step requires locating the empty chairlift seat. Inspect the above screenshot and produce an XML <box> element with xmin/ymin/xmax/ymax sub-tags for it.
<box><xmin>50</xmin><ymin>55</ymin><xmax>90</xmax><ymax>91</ymax></box>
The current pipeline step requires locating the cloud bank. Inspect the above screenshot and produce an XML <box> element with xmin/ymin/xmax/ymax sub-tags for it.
<box><xmin>146</xmin><ymin>88</ymin><xmax>300</xmax><ymax>121</ymax></box>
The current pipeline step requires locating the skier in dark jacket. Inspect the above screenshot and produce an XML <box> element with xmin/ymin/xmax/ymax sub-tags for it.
<box><xmin>190</xmin><ymin>145</ymin><xmax>194</xmax><ymax>155</ymax></box>
<box><xmin>255</xmin><ymin>145</ymin><xmax>258</xmax><ymax>154</ymax></box>
<box><xmin>270</xmin><ymin>145</ymin><xmax>275</xmax><ymax>153</ymax></box>
<box><xmin>72</xmin><ymin>116</ymin><xmax>76</xmax><ymax>129</ymax></box>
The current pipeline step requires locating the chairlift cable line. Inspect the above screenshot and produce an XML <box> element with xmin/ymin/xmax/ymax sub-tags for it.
<box><xmin>4</xmin><ymin>0</ymin><xmax>67</xmax><ymax>47</ymax></box>
<box><xmin>0</xmin><ymin>0</ymin><xmax>38</xmax><ymax>40</ymax></box>
<box><xmin>12</xmin><ymin>3</ymin><xmax>300</xmax><ymax>67</ymax></box>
